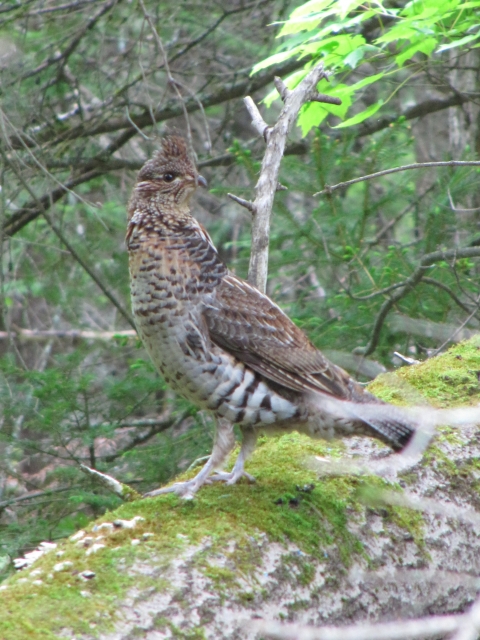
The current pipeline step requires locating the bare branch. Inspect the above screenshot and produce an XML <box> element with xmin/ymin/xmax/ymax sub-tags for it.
<box><xmin>80</xmin><ymin>465</ymin><xmax>141</xmax><ymax>502</ymax></box>
<box><xmin>245</xmin><ymin>62</ymin><xmax>336</xmax><ymax>292</ymax></box>
<box><xmin>354</xmin><ymin>247</ymin><xmax>480</xmax><ymax>356</ymax></box>
<box><xmin>227</xmin><ymin>193</ymin><xmax>254</xmax><ymax>211</ymax></box>
<box><xmin>422</xmin><ymin>277</ymin><xmax>479</xmax><ymax>316</ymax></box>
<box><xmin>314</xmin><ymin>161</ymin><xmax>480</xmax><ymax>197</ymax></box>
<box><xmin>393</xmin><ymin>351</ymin><xmax>420</xmax><ymax>365</ymax></box>
<box><xmin>103</xmin><ymin>410</ymin><xmax>190</xmax><ymax>463</ymax></box>
<box><xmin>0</xmin><ymin>486</ymin><xmax>81</xmax><ymax>511</ymax></box>
<box><xmin>431</xmin><ymin>295</ymin><xmax>480</xmax><ymax>356</ymax></box>
<box><xmin>244</xmin><ymin>96</ymin><xmax>270</xmax><ymax>139</ymax></box>
<box><xmin>10</xmin><ymin>0</ymin><xmax>117</xmax><ymax>85</ymax></box>
<box><xmin>0</xmin><ymin>147</ymin><xmax>135</xmax><ymax>328</ymax></box>
<box><xmin>2</xmin><ymin>59</ymin><xmax>311</xmax><ymax>239</ymax></box>
<box><xmin>252</xmin><ymin>613</ymin><xmax>462</xmax><ymax>640</ymax></box>
<box><xmin>9</xmin><ymin>57</ymin><xmax>309</xmax><ymax>151</ymax></box>
<box><xmin>389</xmin><ymin>314</ymin><xmax>477</xmax><ymax>343</ymax></box>
<box><xmin>0</xmin><ymin>329</ymin><xmax>137</xmax><ymax>341</ymax></box>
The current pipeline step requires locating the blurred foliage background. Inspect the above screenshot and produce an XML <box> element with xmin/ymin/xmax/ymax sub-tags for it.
<box><xmin>0</xmin><ymin>0</ymin><xmax>479</xmax><ymax>576</ymax></box>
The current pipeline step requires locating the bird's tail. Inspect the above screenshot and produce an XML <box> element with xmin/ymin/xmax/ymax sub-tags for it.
<box><xmin>309</xmin><ymin>393</ymin><xmax>480</xmax><ymax>455</ymax></box>
<box><xmin>336</xmin><ymin>400</ymin><xmax>419</xmax><ymax>452</ymax></box>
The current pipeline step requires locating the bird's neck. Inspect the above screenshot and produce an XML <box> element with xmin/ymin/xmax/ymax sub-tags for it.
<box><xmin>128</xmin><ymin>191</ymin><xmax>194</xmax><ymax>233</ymax></box>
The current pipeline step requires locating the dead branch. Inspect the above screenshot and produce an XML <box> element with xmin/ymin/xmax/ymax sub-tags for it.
<box><xmin>0</xmin><ymin>486</ymin><xmax>81</xmax><ymax>512</ymax></box>
<box><xmin>431</xmin><ymin>295</ymin><xmax>480</xmax><ymax>355</ymax></box>
<box><xmin>103</xmin><ymin>410</ymin><xmax>190</xmax><ymax>463</ymax></box>
<box><xmin>80</xmin><ymin>465</ymin><xmax>141</xmax><ymax>501</ymax></box>
<box><xmin>7</xmin><ymin>57</ymin><xmax>308</xmax><ymax>152</ymax></box>
<box><xmin>227</xmin><ymin>193</ymin><xmax>254</xmax><ymax>211</ymax></box>
<box><xmin>241</xmin><ymin>62</ymin><xmax>341</xmax><ymax>292</ymax></box>
<box><xmin>314</xmin><ymin>161</ymin><xmax>480</xmax><ymax>197</ymax></box>
<box><xmin>9</xmin><ymin>0</ymin><xmax>117</xmax><ymax>86</ymax></box>
<box><xmin>354</xmin><ymin>247</ymin><xmax>480</xmax><ymax>356</ymax></box>
<box><xmin>0</xmin><ymin>329</ymin><xmax>137</xmax><ymax>341</ymax></box>
<box><xmin>252</xmin><ymin>613</ymin><xmax>463</xmax><ymax>640</ymax></box>
<box><xmin>2</xmin><ymin>58</ymin><xmax>309</xmax><ymax>240</ymax></box>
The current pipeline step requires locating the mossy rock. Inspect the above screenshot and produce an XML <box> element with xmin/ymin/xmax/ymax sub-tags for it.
<box><xmin>1</xmin><ymin>339</ymin><xmax>479</xmax><ymax>639</ymax></box>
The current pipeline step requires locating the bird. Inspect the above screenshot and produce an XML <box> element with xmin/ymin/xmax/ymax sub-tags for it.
<box><xmin>126</xmin><ymin>135</ymin><xmax>420</xmax><ymax>499</ymax></box>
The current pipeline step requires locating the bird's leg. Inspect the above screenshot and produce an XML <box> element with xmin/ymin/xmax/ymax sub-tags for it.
<box><xmin>144</xmin><ymin>418</ymin><xmax>235</xmax><ymax>500</ymax></box>
<box><xmin>211</xmin><ymin>428</ymin><xmax>257</xmax><ymax>485</ymax></box>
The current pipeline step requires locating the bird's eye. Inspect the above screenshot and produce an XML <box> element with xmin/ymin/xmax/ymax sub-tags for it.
<box><xmin>163</xmin><ymin>172</ymin><xmax>175</xmax><ymax>182</ymax></box>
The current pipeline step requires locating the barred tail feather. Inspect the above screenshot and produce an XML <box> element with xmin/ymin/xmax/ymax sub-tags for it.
<box><xmin>312</xmin><ymin>393</ymin><xmax>480</xmax><ymax>456</ymax></box>
<box><xmin>338</xmin><ymin>401</ymin><xmax>419</xmax><ymax>452</ymax></box>
<box><xmin>309</xmin><ymin>394</ymin><xmax>431</xmax><ymax>454</ymax></box>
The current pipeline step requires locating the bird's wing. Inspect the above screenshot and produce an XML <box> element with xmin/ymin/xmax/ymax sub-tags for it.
<box><xmin>203</xmin><ymin>273</ymin><xmax>352</xmax><ymax>398</ymax></box>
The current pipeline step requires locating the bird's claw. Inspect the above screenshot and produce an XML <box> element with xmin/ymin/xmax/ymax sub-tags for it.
<box><xmin>210</xmin><ymin>470</ymin><xmax>256</xmax><ymax>485</ymax></box>
<box><xmin>144</xmin><ymin>480</ymin><xmax>202</xmax><ymax>500</ymax></box>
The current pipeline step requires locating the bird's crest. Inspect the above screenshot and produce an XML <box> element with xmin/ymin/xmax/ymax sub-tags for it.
<box><xmin>137</xmin><ymin>135</ymin><xmax>196</xmax><ymax>184</ymax></box>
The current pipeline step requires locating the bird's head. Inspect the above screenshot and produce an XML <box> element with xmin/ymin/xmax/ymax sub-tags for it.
<box><xmin>134</xmin><ymin>135</ymin><xmax>207</xmax><ymax>207</ymax></box>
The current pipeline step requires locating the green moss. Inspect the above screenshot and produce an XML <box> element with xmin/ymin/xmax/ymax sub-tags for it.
<box><xmin>369</xmin><ymin>337</ymin><xmax>480</xmax><ymax>408</ymax></box>
<box><xmin>4</xmin><ymin>339</ymin><xmax>479</xmax><ymax>639</ymax></box>
<box><xmin>356</xmin><ymin>480</ymin><xmax>426</xmax><ymax>550</ymax></box>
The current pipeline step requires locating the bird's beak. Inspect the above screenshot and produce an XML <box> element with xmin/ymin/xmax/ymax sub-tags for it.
<box><xmin>197</xmin><ymin>174</ymin><xmax>208</xmax><ymax>189</ymax></box>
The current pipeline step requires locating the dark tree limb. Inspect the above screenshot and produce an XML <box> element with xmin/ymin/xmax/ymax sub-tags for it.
<box><xmin>354</xmin><ymin>94</ymin><xmax>470</xmax><ymax>139</ymax></box>
<box><xmin>354</xmin><ymin>247</ymin><xmax>480</xmax><ymax>356</ymax></box>
<box><xmin>8</xmin><ymin>57</ymin><xmax>309</xmax><ymax>150</ymax></box>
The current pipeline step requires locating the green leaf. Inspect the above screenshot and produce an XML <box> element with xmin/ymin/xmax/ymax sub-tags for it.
<box><xmin>343</xmin><ymin>44</ymin><xmax>379</xmax><ymax>69</ymax></box>
<box><xmin>395</xmin><ymin>36</ymin><xmax>437</xmax><ymax>66</ymax></box>
<box><xmin>251</xmin><ymin>48</ymin><xmax>302</xmax><ymax>74</ymax></box>
<box><xmin>333</xmin><ymin>99</ymin><xmax>384</xmax><ymax>128</ymax></box>
<box><xmin>436</xmin><ymin>32</ymin><xmax>480</xmax><ymax>52</ymax></box>
<box><xmin>289</xmin><ymin>0</ymin><xmax>334</xmax><ymax>20</ymax></box>
<box><xmin>342</xmin><ymin>71</ymin><xmax>385</xmax><ymax>98</ymax></box>
<box><xmin>298</xmin><ymin>102</ymin><xmax>329</xmax><ymax>135</ymax></box>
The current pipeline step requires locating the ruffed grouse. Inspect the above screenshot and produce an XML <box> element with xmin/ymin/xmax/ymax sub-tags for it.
<box><xmin>127</xmin><ymin>135</ymin><xmax>418</xmax><ymax>498</ymax></box>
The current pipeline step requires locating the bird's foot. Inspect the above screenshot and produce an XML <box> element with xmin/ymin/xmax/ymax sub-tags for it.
<box><xmin>210</xmin><ymin>469</ymin><xmax>256</xmax><ymax>486</ymax></box>
<box><xmin>144</xmin><ymin>477</ymin><xmax>209</xmax><ymax>500</ymax></box>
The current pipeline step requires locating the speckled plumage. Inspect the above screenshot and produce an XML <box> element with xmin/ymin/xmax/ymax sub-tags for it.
<box><xmin>127</xmin><ymin>136</ymin><xmax>416</xmax><ymax>498</ymax></box>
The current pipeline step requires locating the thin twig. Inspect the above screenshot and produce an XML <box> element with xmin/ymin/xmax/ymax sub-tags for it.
<box><xmin>431</xmin><ymin>295</ymin><xmax>480</xmax><ymax>356</ymax></box>
<box><xmin>0</xmin><ymin>147</ymin><xmax>135</xmax><ymax>328</ymax></box>
<box><xmin>227</xmin><ymin>193</ymin><xmax>254</xmax><ymax>211</ymax></box>
<box><xmin>103</xmin><ymin>410</ymin><xmax>189</xmax><ymax>462</ymax></box>
<box><xmin>422</xmin><ymin>277</ymin><xmax>477</xmax><ymax>316</ymax></box>
<box><xmin>9</xmin><ymin>0</ymin><xmax>117</xmax><ymax>86</ymax></box>
<box><xmin>354</xmin><ymin>247</ymin><xmax>480</xmax><ymax>356</ymax></box>
<box><xmin>447</xmin><ymin>188</ymin><xmax>480</xmax><ymax>213</ymax></box>
<box><xmin>138</xmin><ymin>0</ymin><xmax>193</xmax><ymax>146</ymax></box>
<box><xmin>314</xmin><ymin>161</ymin><xmax>480</xmax><ymax>197</ymax></box>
